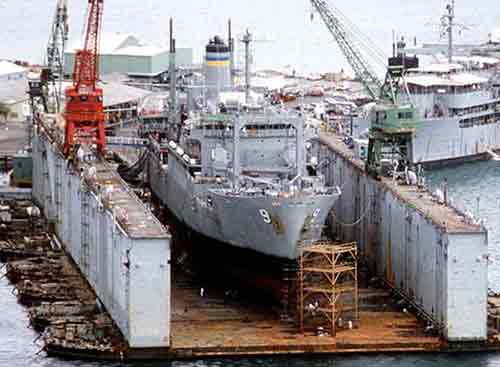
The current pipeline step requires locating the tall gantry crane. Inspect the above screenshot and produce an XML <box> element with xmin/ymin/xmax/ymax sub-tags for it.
<box><xmin>47</xmin><ymin>0</ymin><xmax>69</xmax><ymax>112</ymax></box>
<box><xmin>47</xmin><ymin>0</ymin><xmax>69</xmax><ymax>84</ymax></box>
<box><xmin>64</xmin><ymin>0</ymin><xmax>106</xmax><ymax>156</ymax></box>
<box><xmin>28</xmin><ymin>0</ymin><xmax>68</xmax><ymax>116</ymax></box>
<box><xmin>310</xmin><ymin>0</ymin><xmax>417</xmax><ymax>177</ymax></box>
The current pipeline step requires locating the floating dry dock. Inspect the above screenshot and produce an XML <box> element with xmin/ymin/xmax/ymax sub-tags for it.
<box><xmin>19</xmin><ymin>112</ymin><xmax>500</xmax><ymax>360</ymax></box>
<box><xmin>320</xmin><ymin>131</ymin><xmax>488</xmax><ymax>341</ymax></box>
<box><xmin>31</xmin><ymin>114</ymin><xmax>171</xmax><ymax>351</ymax></box>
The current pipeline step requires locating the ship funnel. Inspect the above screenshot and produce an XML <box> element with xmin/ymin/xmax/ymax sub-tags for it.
<box><xmin>205</xmin><ymin>36</ymin><xmax>231</xmax><ymax>104</ymax></box>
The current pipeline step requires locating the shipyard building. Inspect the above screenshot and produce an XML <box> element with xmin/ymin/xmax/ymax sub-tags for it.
<box><xmin>0</xmin><ymin>61</ymin><xmax>29</xmax><ymax>122</ymax></box>
<box><xmin>64</xmin><ymin>33</ymin><xmax>193</xmax><ymax>77</ymax></box>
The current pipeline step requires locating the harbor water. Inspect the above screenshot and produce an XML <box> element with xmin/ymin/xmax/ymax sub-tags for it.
<box><xmin>1</xmin><ymin>0</ymin><xmax>500</xmax><ymax>365</ymax></box>
<box><xmin>1</xmin><ymin>0</ymin><xmax>499</xmax><ymax>73</ymax></box>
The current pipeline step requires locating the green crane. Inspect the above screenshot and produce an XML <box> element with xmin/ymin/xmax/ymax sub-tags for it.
<box><xmin>310</xmin><ymin>0</ymin><xmax>417</xmax><ymax>178</ymax></box>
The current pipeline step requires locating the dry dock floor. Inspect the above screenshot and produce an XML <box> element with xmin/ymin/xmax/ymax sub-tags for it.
<box><xmin>170</xmin><ymin>274</ymin><xmax>442</xmax><ymax>358</ymax></box>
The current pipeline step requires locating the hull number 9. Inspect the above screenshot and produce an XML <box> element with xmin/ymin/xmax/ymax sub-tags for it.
<box><xmin>259</xmin><ymin>209</ymin><xmax>272</xmax><ymax>224</ymax></box>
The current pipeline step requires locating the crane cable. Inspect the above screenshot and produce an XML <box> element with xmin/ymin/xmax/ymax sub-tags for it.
<box><xmin>329</xmin><ymin>181</ymin><xmax>372</xmax><ymax>227</ymax></box>
<box><xmin>329</xmin><ymin>198</ymin><xmax>371</xmax><ymax>227</ymax></box>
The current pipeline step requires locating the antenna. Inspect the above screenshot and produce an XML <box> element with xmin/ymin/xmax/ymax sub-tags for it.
<box><xmin>241</xmin><ymin>30</ymin><xmax>252</xmax><ymax>104</ymax></box>
<box><xmin>238</xmin><ymin>29</ymin><xmax>274</xmax><ymax>104</ymax></box>
<box><xmin>443</xmin><ymin>0</ymin><xmax>455</xmax><ymax>63</ymax></box>
<box><xmin>169</xmin><ymin>18</ymin><xmax>177</xmax><ymax>132</ymax></box>
<box><xmin>228</xmin><ymin>19</ymin><xmax>235</xmax><ymax>87</ymax></box>
<box><xmin>437</xmin><ymin>1</ymin><xmax>472</xmax><ymax>62</ymax></box>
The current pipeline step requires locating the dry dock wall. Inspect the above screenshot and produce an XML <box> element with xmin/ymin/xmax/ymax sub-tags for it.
<box><xmin>320</xmin><ymin>134</ymin><xmax>488</xmax><ymax>342</ymax></box>
<box><xmin>32</xmin><ymin>130</ymin><xmax>171</xmax><ymax>348</ymax></box>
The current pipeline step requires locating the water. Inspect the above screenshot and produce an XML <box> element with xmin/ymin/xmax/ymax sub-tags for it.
<box><xmin>0</xmin><ymin>0</ymin><xmax>499</xmax><ymax>73</ymax></box>
<box><xmin>1</xmin><ymin>0</ymin><xmax>500</xmax><ymax>365</ymax></box>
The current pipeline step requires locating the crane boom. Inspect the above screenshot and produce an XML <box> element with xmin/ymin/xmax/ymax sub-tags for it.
<box><xmin>73</xmin><ymin>0</ymin><xmax>103</xmax><ymax>92</ymax></box>
<box><xmin>310</xmin><ymin>0</ymin><xmax>417</xmax><ymax>178</ymax></box>
<box><xmin>64</xmin><ymin>0</ymin><xmax>105</xmax><ymax>156</ymax></box>
<box><xmin>47</xmin><ymin>0</ymin><xmax>69</xmax><ymax>81</ymax></box>
<box><xmin>310</xmin><ymin>0</ymin><xmax>383</xmax><ymax>100</ymax></box>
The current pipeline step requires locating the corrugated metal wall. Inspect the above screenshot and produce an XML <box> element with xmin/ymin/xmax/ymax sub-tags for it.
<box><xmin>320</xmin><ymin>143</ymin><xmax>488</xmax><ymax>341</ymax></box>
<box><xmin>32</xmin><ymin>132</ymin><xmax>171</xmax><ymax>348</ymax></box>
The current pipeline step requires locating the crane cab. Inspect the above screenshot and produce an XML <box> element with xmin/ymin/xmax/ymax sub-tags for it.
<box><xmin>64</xmin><ymin>85</ymin><xmax>105</xmax><ymax>156</ymax></box>
<box><xmin>366</xmin><ymin>104</ymin><xmax>416</xmax><ymax>178</ymax></box>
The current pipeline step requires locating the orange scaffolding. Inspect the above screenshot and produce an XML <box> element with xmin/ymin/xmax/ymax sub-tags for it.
<box><xmin>298</xmin><ymin>241</ymin><xmax>358</xmax><ymax>336</ymax></box>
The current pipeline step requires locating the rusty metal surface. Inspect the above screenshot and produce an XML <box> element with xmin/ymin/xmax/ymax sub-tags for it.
<box><xmin>82</xmin><ymin>160</ymin><xmax>166</xmax><ymax>239</ymax></box>
<box><xmin>169</xmin><ymin>273</ymin><xmax>441</xmax><ymax>357</ymax></box>
<box><xmin>34</xmin><ymin>113</ymin><xmax>168</xmax><ymax>239</ymax></box>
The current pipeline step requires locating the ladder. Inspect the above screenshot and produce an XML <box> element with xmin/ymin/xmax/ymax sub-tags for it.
<box><xmin>80</xmin><ymin>187</ymin><xmax>90</xmax><ymax>275</ymax></box>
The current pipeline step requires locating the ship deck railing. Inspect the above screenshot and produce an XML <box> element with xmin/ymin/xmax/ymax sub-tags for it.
<box><xmin>209</xmin><ymin>186</ymin><xmax>341</xmax><ymax>198</ymax></box>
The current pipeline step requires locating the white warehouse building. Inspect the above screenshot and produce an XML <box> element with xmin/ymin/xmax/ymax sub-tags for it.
<box><xmin>0</xmin><ymin>60</ymin><xmax>28</xmax><ymax>81</ymax></box>
<box><xmin>64</xmin><ymin>33</ymin><xmax>193</xmax><ymax>77</ymax></box>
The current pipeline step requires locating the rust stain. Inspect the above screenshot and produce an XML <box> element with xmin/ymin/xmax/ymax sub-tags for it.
<box><xmin>386</xmin><ymin>239</ymin><xmax>394</xmax><ymax>285</ymax></box>
<box><xmin>271</xmin><ymin>215</ymin><xmax>285</xmax><ymax>235</ymax></box>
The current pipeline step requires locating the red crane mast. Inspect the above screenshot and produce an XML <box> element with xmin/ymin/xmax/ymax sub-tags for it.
<box><xmin>64</xmin><ymin>0</ymin><xmax>105</xmax><ymax>156</ymax></box>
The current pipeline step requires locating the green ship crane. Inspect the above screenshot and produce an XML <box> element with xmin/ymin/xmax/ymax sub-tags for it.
<box><xmin>310</xmin><ymin>0</ymin><xmax>418</xmax><ymax>178</ymax></box>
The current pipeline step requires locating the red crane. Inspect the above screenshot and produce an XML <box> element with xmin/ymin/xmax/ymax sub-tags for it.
<box><xmin>64</xmin><ymin>0</ymin><xmax>105</xmax><ymax>156</ymax></box>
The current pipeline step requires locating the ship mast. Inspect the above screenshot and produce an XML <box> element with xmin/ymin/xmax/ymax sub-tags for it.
<box><xmin>443</xmin><ymin>0</ymin><xmax>456</xmax><ymax>63</ymax></box>
<box><xmin>168</xmin><ymin>18</ymin><xmax>177</xmax><ymax>135</ymax></box>
<box><xmin>241</xmin><ymin>30</ymin><xmax>252</xmax><ymax>104</ymax></box>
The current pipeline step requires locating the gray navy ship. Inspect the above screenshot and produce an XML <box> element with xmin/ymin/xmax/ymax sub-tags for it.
<box><xmin>354</xmin><ymin>1</ymin><xmax>500</xmax><ymax>167</ymax></box>
<box><xmin>147</xmin><ymin>34</ymin><xmax>341</xmax><ymax>260</ymax></box>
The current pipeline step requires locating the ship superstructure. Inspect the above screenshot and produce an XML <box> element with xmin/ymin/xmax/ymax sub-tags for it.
<box><xmin>311</xmin><ymin>0</ymin><xmax>500</xmax><ymax>167</ymax></box>
<box><xmin>398</xmin><ymin>63</ymin><xmax>500</xmax><ymax>164</ymax></box>
<box><xmin>386</xmin><ymin>1</ymin><xmax>500</xmax><ymax>165</ymax></box>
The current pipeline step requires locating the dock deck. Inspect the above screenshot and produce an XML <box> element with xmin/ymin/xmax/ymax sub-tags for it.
<box><xmin>169</xmin><ymin>274</ymin><xmax>441</xmax><ymax>358</ymax></box>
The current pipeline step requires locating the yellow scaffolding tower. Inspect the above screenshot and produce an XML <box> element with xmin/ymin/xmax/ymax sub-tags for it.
<box><xmin>298</xmin><ymin>241</ymin><xmax>358</xmax><ymax>336</ymax></box>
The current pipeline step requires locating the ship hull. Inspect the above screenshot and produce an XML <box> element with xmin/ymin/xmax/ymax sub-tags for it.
<box><xmin>148</xmin><ymin>154</ymin><xmax>339</xmax><ymax>260</ymax></box>
<box><xmin>354</xmin><ymin>116</ymin><xmax>500</xmax><ymax>166</ymax></box>
<box><xmin>412</xmin><ymin>117</ymin><xmax>500</xmax><ymax>165</ymax></box>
